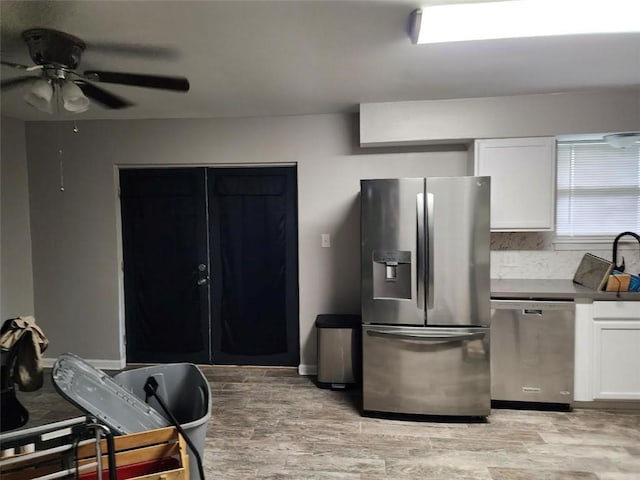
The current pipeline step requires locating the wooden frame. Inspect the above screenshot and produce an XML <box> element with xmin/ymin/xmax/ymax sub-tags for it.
<box><xmin>0</xmin><ymin>426</ymin><xmax>188</xmax><ymax>480</ymax></box>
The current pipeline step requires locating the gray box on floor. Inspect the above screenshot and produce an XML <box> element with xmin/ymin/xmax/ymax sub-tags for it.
<box><xmin>316</xmin><ymin>314</ymin><xmax>361</xmax><ymax>388</ymax></box>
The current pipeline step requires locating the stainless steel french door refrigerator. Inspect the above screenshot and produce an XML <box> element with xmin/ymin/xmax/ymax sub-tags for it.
<box><xmin>361</xmin><ymin>176</ymin><xmax>491</xmax><ymax>417</ymax></box>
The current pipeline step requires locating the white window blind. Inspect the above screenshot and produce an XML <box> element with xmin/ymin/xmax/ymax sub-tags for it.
<box><xmin>556</xmin><ymin>141</ymin><xmax>640</xmax><ymax>237</ymax></box>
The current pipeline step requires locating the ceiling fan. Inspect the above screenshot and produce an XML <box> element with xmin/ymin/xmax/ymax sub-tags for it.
<box><xmin>0</xmin><ymin>28</ymin><xmax>190</xmax><ymax>112</ymax></box>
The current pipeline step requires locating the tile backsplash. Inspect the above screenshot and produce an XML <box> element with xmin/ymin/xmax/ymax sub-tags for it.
<box><xmin>490</xmin><ymin>232</ymin><xmax>640</xmax><ymax>279</ymax></box>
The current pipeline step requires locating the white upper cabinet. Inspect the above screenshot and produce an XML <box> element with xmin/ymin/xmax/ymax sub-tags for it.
<box><xmin>474</xmin><ymin>137</ymin><xmax>556</xmax><ymax>231</ymax></box>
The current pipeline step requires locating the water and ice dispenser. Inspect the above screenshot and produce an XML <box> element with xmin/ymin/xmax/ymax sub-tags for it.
<box><xmin>372</xmin><ymin>250</ymin><xmax>412</xmax><ymax>300</ymax></box>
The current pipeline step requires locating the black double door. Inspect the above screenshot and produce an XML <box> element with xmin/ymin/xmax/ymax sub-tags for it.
<box><xmin>120</xmin><ymin>167</ymin><xmax>298</xmax><ymax>366</ymax></box>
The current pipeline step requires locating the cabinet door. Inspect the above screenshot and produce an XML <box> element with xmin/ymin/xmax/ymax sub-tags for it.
<box><xmin>591</xmin><ymin>302</ymin><xmax>640</xmax><ymax>400</ymax></box>
<box><xmin>474</xmin><ymin>137</ymin><xmax>556</xmax><ymax>231</ymax></box>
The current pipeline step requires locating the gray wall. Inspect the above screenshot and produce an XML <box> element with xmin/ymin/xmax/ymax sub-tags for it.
<box><xmin>360</xmin><ymin>89</ymin><xmax>640</xmax><ymax>146</ymax></box>
<box><xmin>1</xmin><ymin>116</ymin><xmax>34</xmax><ymax>320</ymax></box>
<box><xmin>25</xmin><ymin>114</ymin><xmax>467</xmax><ymax>369</ymax></box>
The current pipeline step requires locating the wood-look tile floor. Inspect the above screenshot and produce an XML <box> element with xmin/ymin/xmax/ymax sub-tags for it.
<box><xmin>11</xmin><ymin>366</ymin><xmax>640</xmax><ymax>479</ymax></box>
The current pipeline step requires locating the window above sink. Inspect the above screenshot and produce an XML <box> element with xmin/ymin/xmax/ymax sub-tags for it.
<box><xmin>554</xmin><ymin>135</ymin><xmax>640</xmax><ymax>248</ymax></box>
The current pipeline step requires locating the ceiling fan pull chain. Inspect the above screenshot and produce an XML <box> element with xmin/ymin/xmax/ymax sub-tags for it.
<box><xmin>57</xmin><ymin>122</ymin><xmax>78</xmax><ymax>192</ymax></box>
<box><xmin>55</xmin><ymin>80</ymin><xmax>62</xmax><ymax>115</ymax></box>
<box><xmin>58</xmin><ymin>148</ymin><xmax>65</xmax><ymax>192</ymax></box>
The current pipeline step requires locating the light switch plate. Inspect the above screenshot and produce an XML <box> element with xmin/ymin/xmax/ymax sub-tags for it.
<box><xmin>321</xmin><ymin>233</ymin><xmax>331</xmax><ymax>248</ymax></box>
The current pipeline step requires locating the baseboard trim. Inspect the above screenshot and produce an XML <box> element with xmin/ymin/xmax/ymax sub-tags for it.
<box><xmin>43</xmin><ymin>358</ymin><xmax>319</xmax><ymax>376</ymax></box>
<box><xmin>42</xmin><ymin>357</ymin><xmax>126</xmax><ymax>371</ymax></box>
<box><xmin>573</xmin><ymin>400</ymin><xmax>640</xmax><ymax>411</ymax></box>
<box><xmin>298</xmin><ymin>364</ymin><xmax>317</xmax><ymax>376</ymax></box>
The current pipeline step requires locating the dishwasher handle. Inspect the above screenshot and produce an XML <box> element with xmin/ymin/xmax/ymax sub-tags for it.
<box><xmin>491</xmin><ymin>300</ymin><xmax>575</xmax><ymax>312</ymax></box>
<box><xmin>366</xmin><ymin>329</ymin><xmax>484</xmax><ymax>343</ymax></box>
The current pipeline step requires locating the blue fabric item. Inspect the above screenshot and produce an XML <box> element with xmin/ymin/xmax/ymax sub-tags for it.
<box><xmin>614</xmin><ymin>270</ymin><xmax>640</xmax><ymax>292</ymax></box>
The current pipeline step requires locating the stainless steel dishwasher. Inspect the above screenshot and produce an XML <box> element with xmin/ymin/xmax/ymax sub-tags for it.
<box><xmin>490</xmin><ymin>299</ymin><xmax>575</xmax><ymax>407</ymax></box>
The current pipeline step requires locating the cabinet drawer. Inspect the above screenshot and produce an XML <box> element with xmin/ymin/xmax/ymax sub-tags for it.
<box><xmin>592</xmin><ymin>301</ymin><xmax>640</xmax><ymax>319</ymax></box>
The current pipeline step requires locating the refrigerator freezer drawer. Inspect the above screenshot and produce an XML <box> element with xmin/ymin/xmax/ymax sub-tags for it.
<box><xmin>362</xmin><ymin>325</ymin><xmax>490</xmax><ymax>417</ymax></box>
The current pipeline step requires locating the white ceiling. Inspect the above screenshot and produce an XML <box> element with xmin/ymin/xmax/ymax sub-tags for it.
<box><xmin>1</xmin><ymin>0</ymin><xmax>639</xmax><ymax>121</ymax></box>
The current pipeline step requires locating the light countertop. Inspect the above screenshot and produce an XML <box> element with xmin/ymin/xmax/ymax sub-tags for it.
<box><xmin>491</xmin><ymin>279</ymin><xmax>640</xmax><ymax>301</ymax></box>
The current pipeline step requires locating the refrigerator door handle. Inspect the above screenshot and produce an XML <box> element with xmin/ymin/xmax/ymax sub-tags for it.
<box><xmin>426</xmin><ymin>192</ymin><xmax>434</xmax><ymax>309</ymax></box>
<box><xmin>366</xmin><ymin>329</ymin><xmax>484</xmax><ymax>343</ymax></box>
<box><xmin>416</xmin><ymin>193</ymin><xmax>425</xmax><ymax>310</ymax></box>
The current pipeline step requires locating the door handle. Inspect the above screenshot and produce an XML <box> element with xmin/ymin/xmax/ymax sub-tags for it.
<box><xmin>426</xmin><ymin>192</ymin><xmax>434</xmax><ymax>309</ymax></box>
<box><xmin>366</xmin><ymin>329</ymin><xmax>484</xmax><ymax>343</ymax></box>
<box><xmin>417</xmin><ymin>193</ymin><xmax>425</xmax><ymax>309</ymax></box>
<box><xmin>196</xmin><ymin>263</ymin><xmax>208</xmax><ymax>286</ymax></box>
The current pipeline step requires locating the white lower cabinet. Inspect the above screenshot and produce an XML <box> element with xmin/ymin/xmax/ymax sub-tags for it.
<box><xmin>591</xmin><ymin>301</ymin><xmax>640</xmax><ymax>400</ymax></box>
<box><xmin>574</xmin><ymin>301</ymin><xmax>640</xmax><ymax>401</ymax></box>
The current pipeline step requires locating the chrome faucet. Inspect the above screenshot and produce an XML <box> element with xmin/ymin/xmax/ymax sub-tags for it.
<box><xmin>612</xmin><ymin>231</ymin><xmax>640</xmax><ymax>272</ymax></box>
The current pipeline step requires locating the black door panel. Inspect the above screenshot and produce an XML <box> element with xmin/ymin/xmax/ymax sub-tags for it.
<box><xmin>209</xmin><ymin>168</ymin><xmax>299</xmax><ymax>366</ymax></box>
<box><xmin>120</xmin><ymin>166</ymin><xmax>299</xmax><ymax>366</ymax></box>
<box><xmin>120</xmin><ymin>168</ymin><xmax>209</xmax><ymax>363</ymax></box>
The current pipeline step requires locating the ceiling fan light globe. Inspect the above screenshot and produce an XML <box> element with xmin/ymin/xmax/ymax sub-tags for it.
<box><xmin>24</xmin><ymin>78</ymin><xmax>54</xmax><ymax>113</ymax></box>
<box><xmin>62</xmin><ymin>80</ymin><xmax>90</xmax><ymax>113</ymax></box>
<box><xmin>64</xmin><ymin>97</ymin><xmax>90</xmax><ymax>113</ymax></box>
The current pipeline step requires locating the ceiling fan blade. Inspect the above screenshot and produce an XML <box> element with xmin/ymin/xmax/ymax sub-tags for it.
<box><xmin>83</xmin><ymin>71</ymin><xmax>189</xmax><ymax>92</ymax></box>
<box><xmin>1</xmin><ymin>60</ymin><xmax>33</xmax><ymax>70</ymax></box>
<box><xmin>87</xmin><ymin>41</ymin><xmax>179</xmax><ymax>60</ymax></box>
<box><xmin>75</xmin><ymin>80</ymin><xmax>134</xmax><ymax>109</ymax></box>
<box><xmin>1</xmin><ymin>75</ymin><xmax>35</xmax><ymax>90</ymax></box>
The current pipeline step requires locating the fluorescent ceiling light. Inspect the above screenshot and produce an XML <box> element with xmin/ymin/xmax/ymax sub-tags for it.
<box><xmin>410</xmin><ymin>0</ymin><xmax>640</xmax><ymax>44</ymax></box>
